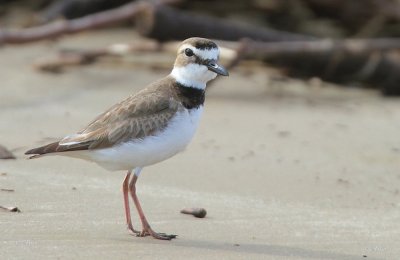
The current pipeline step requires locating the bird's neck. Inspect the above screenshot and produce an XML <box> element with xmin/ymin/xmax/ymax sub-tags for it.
<box><xmin>170</xmin><ymin>64</ymin><xmax>215</xmax><ymax>90</ymax></box>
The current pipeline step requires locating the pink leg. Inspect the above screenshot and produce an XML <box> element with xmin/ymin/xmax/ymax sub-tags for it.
<box><xmin>122</xmin><ymin>171</ymin><xmax>139</xmax><ymax>235</ymax></box>
<box><xmin>129</xmin><ymin>173</ymin><xmax>177</xmax><ymax>240</ymax></box>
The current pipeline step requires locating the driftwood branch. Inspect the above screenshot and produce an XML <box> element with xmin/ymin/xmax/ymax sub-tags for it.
<box><xmin>33</xmin><ymin>40</ymin><xmax>162</xmax><ymax>72</ymax></box>
<box><xmin>236</xmin><ymin>38</ymin><xmax>400</xmax><ymax>58</ymax></box>
<box><xmin>0</xmin><ymin>1</ymin><xmax>180</xmax><ymax>45</ymax></box>
<box><xmin>135</xmin><ymin>4</ymin><xmax>314</xmax><ymax>42</ymax></box>
<box><xmin>40</xmin><ymin>0</ymin><xmax>133</xmax><ymax>22</ymax></box>
<box><xmin>234</xmin><ymin>38</ymin><xmax>400</xmax><ymax>95</ymax></box>
<box><xmin>0</xmin><ymin>0</ymin><xmax>311</xmax><ymax>45</ymax></box>
<box><xmin>0</xmin><ymin>1</ymin><xmax>144</xmax><ymax>44</ymax></box>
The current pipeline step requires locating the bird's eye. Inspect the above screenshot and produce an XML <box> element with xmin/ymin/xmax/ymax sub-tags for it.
<box><xmin>184</xmin><ymin>48</ymin><xmax>194</xmax><ymax>57</ymax></box>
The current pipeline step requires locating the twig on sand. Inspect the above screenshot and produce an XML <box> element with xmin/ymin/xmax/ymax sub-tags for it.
<box><xmin>180</xmin><ymin>208</ymin><xmax>207</xmax><ymax>218</ymax></box>
<box><xmin>0</xmin><ymin>206</ymin><xmax>21</xmax><ymax>213</ymax></box>
<box><xmin>1</xmin><ymin>188</ymin><xmax>15</xmax><ymax>192</ymax></box>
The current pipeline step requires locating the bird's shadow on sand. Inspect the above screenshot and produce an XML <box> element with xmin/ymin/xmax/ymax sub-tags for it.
<box><xmin>119</xmin><ymin>237</ymin><xmax>378</xmax><ymax>260</ymax></box>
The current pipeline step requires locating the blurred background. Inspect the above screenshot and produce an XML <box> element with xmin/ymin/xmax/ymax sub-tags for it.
<box><xmin>1</xmin><ymin>0</ymin><xmax>400</xmax><ymax>259</ymax></box>
<box><xmin>2</xmin><ymin>0</ymin><xmax>400</xmax><ymax>94</ymax></box>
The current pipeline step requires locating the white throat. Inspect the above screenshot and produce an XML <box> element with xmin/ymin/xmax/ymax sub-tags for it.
<box><xmin>171</xmin><ymin>64</ymin><xmax>217</xmax><ymax>90</ymax></box>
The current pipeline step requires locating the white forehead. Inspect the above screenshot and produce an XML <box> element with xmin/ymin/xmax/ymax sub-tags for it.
<box><xmin>178</xmin><ymin>43</ymin><xmax>219</xmax><ymax>60</ymax></box>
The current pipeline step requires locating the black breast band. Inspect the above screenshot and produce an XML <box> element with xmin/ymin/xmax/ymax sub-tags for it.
<box><xmin>175</xmin><ymin>82</ymin><xmax>205</xmax><ymax>109</ymax></box>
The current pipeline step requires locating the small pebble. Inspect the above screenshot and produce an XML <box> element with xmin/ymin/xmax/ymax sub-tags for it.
<box><xmin>0</xmin><ymin>145</ymin><xmax>15</xmax><ymax>159</ymax></box>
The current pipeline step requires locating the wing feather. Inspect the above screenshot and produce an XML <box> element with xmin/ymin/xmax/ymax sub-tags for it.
<box><xmin>26</xmin><ymin>85</ymin><xmax>180</xmax><ymax>156</ymax></box>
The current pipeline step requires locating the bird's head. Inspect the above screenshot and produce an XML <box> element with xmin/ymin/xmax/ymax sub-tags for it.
<box><xmin>171</xmin><ymin>37</ymin><xmax>229</xmax><ymax>90</ymax></box>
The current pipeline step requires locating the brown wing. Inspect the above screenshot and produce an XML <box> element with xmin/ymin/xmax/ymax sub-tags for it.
<box><xmin>25</xmin><ymin>87</ymin><xmax>180</xmax><ymax>156</ymax></box>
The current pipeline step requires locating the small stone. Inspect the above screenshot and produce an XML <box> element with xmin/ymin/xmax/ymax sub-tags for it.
<box><xmin>0</xmin><ymin>145</ymin><xmax>15</xmax><ymax>159</ymax></box>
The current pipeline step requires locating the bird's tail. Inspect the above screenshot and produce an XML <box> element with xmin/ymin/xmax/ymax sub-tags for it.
<box><xmin>25</xmin><ymin>141</ymin><xmax>60</xmax><ymax>159</ymax></box>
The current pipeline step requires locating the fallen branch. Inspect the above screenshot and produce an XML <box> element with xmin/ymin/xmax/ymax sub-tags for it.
<box><xmin>40</xmin><ymin>0</ymin><xmax>133</xmax><ymax>22</ymax></box>
<box><xmin>233</xmin><ymin>38</ymin><xmax>400</xmax><ymax>95</ymax></box>
<box><xmin>236</xmin><ymin>38</ymin><xmax>400</xmax><ymax>58</ymax></box>
<box><xmin>33</xmin><ymin>39</ymin><xmax>164</xmax><ymax>72</ymax></box>
<box><xmin>0</xmin><ymin>1</ymin><xmax>179</xmax><ymax>45</ymax></box>
<box><xmin>135</xmin><ymin>4</ymin><xmax>314</xmax><ymax>42</ymax></box>
<box><xmin>0</xmin><ymin>0</ymin><xmax>314</xmax><ymax>45</ymax></box>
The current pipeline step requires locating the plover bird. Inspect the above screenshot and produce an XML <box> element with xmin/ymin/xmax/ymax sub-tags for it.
<box><xmin>25</xmin><ymin>37</ymin><xmax>228</xmax><ymax>240</ymax></box>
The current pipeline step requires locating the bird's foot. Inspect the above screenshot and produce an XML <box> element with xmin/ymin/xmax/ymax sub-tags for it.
<box><xmin>127</xmin><ymin>224</ymin><xmax>141</xmax><ymax>235</ymax></box>
<box><xmin>137</xmin><ymin>227</ymin><xmax>177</xmax><ymax>240</ymax></box>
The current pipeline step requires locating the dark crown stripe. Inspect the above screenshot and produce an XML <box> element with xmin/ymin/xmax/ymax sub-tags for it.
<box><xmin>194</xmin><ymin>41</ymin><xmax>217</xmax><ymax>50</ymax></box>
<box><xmin>175</xmin><ymin>82</ymin><xmax>205</xmax><ymax>109</ymax></box>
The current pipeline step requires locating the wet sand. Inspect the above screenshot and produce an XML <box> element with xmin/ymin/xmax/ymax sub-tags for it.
<box><xmin>1</xmin><ymin>30</ymin><xmax>399</xmax><ymax>259</ymax></box>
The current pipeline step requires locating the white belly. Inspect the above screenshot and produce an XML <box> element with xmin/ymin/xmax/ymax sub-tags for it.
<box><xmin>74</xmin><ymin>107</ymin><xmax>203</xmax><ymax>171</ymax></box>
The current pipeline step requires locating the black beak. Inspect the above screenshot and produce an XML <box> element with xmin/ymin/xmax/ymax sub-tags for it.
<box><xmin>206</xmin><ymin>60</ymin><xmax>229</xmax><ymax>76</ymax></box>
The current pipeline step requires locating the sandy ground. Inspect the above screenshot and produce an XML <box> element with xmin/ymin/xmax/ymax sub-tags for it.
<box><xmin>1</xmin><ymin>30</ymin><xmax>399</xmax><ymax>260</ymax></box>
